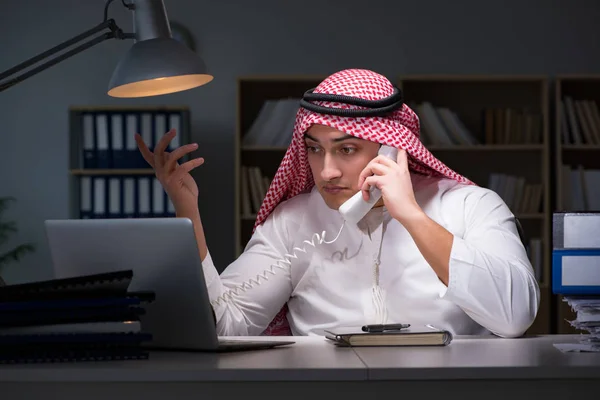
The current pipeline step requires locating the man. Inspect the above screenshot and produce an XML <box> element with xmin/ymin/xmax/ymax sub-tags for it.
<box><xmin>135</xmin><ymin>69</ymin><xmax>540</xmax><ymax>338</ymax></box>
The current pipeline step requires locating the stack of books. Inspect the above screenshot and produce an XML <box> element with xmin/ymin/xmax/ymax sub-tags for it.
<box><xmin>0</xmin><ymin>270</ymin><xmax>154</xmax><ymax>363</ymax></box>
<box><xmin>552</xmin><ymin>212</ymin><xmax>600</xmax><ymax>352</ymax></box>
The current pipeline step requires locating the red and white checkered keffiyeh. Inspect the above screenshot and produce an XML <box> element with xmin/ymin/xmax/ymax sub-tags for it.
<box><xmin>254</xmin><ymin>69</ymin><xmax>474</xmax><ymax>336</ymax></box>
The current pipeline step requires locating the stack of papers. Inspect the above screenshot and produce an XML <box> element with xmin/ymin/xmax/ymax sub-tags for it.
<box><xmin>554</xmin><ymin>296</ymin><xmax>600</xmax><ymax>353</ymax></box>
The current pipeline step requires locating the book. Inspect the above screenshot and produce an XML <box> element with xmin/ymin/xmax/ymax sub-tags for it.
<box><xmin>324</xmin><ymin>324</ymin><xmax>453</xmax><ymax>347</ymax></box>
<box><xmin>0</xmin><ymin>331</ymin><xmax>152</xmax><ymax>347</ymax></box>
<box><xmin>0</xmin><ymin>320</ymin><xmax>142</xmax><ymax>335</ymax></box>
<box><xmin>0</xmin><ymin>292</ymin><xmax>154</xmax><ymax>312</ymax></box>
<box><xmin>0</xmin><ymin>347</ymin><xmax>149</xmax><ymax>364</ymax></box>
<box><xmin>0</xmin><ymin>270</ymin><xmax>133</xmax><ymax>302</ymax></box>
<box><xmin>0</xmin><ymin>305</ymin><xmax>145</xmax><ymax>327</ymax></box>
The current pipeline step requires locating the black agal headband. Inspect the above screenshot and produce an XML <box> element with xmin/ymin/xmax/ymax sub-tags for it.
<box><xmin>299</xmin><ymin>86</ymin><xmax>404</xmax><ymax>117</ymax></box>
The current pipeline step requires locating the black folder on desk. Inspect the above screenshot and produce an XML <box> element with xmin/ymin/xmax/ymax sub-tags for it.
<box><xmin>0</xmin><ymin>270</ymin><xmax>133</xmax><ymax>301</ymax></box>
<box><xmin>324</xmin><ymin>325</ymin><xmax>453</xmax><ymax>347</ymax></box>
<box><xmin>0</xmin><ymin>332</ymin><xmax>151</xmax><ymax>363</ymax></box>
<box><xmin>0</xmin><ymin>270</ymin><xmax>154</xmax><ymax>363</ymax></box>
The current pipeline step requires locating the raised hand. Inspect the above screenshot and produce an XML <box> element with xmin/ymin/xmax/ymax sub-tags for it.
<box><xmin>135</xmin><ymin>128</ymin><xmax>205</xmax><ymax>214</ymax></box>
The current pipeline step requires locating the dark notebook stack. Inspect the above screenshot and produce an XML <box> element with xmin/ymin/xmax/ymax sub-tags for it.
<box><xmin>0</xmin><ymin>270</ymin><xmax>154</xmax><ymax>364</ymax></box>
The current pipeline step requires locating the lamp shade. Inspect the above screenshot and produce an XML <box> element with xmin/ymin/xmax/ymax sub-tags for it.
<box><xmin>107</xmin><ymin>37</ymin><xmax>213</xmax><ymax>98</ymax></box>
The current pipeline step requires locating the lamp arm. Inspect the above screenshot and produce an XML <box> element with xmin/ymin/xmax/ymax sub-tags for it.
<box><xmin>0</xmin><ymin>19</ymin><xmax>134</xmax><ymax>93</ymax></box>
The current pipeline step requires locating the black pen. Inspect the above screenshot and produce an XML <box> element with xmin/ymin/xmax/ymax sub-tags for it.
<box><xmin>361</xmin><ymin>323</ymin><xmax>410</xmax><ymax>333</ymax></box>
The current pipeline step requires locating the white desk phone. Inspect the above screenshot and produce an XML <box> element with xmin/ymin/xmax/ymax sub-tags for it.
<box><xmin>212</xmin><ymin>145</ymin><xmax>399</xmax><ymax>307</ymax></box>
<box><xmin>338</xmin><ymin>145</ymin><xmax>398</xmax><ymax>225</ymax></box>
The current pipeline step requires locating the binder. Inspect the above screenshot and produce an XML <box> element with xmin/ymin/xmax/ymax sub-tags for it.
<box><xmin>123</xmin><ymin>176</ymin><xmax>136</xmax><ymax>218</ymax></box>
<box><xmin>0</xmin><ymin>270</ymin><xmax>133</xmax><ymax>301</ymax></box>
<box><xmin>153</xmin><ymin>177</ymin><xmax>166</xmax><ymax>217</ymax></box>
<box><xmin>0</xmin><ymin>346</ymin><xmax>149</xmax><ymax>364</ymax></box>
<box><xmin>0</xmin><ymin>306</ymin><xmax>145</xmax><ymax>327</ymax></box>
<box><xmin>95</xmin><ymin>113</ymin><xmax>111</xmax><ymax>169</ymax></box>
<box><xmin>108</xmin><ymin>177</ymin><xmax>121</xmax><ymax>218</ymax></box>
<box><xmin>0</xmin><ymin>332</ymin><xmax>152</xmax><ymax>364</ymax></box>
<box><xmin>110</xmin><ymin>113</ymin><xmax>127</xmax><ymax>168</ymax></box>
<box><xmin>125</xmin><ymin>113</ymin><xmax>143</xmax><ymax>168</ymax></box>
<box><xmin>155</xmin><ymin>112</ymin><xmax>167</xmax><ymax>151</ymax></box>
<box><xmin>137</xmin><ymin>176</ymin><xmax>151</xmax><ymax>217</ymax></box>
<box><xmin>0</xmin><ymin>294</ymin><xmax>154</xmax><ymax>312</ymax></box>
<box><xmin>552</xmin><ymin>248</ymin><xmax>600</xmax><ymax>295</ymax></box>
<box><xmin>141</xmin><ymin>112</ymin><xmax>153</xmax><ymax>151</ymax></box>
<box><xmin>553</xmin><ymin>212</ymin><xmax>600</xmax><ymax>249</ymax></box>
<box><xmin>92</xmin><ymin>176</ymin><xmax>106</xmax><ymax>218</ymax></box>
<box><xmin>82</xmin><ymin>112</ymin><xmax>96</xmax><ymax>168</ymax></box>
<box><xmin>168</xmin><ymin>112</ymin><xmax>181</xmax><ymax>151</ymax></box>
<box><xmin>0</xmin><ymin>320</ymin><xmax>142</xmax><ymax>335</ymax></box>
<box><xmin>80</xmin><ymin>176</ymin><xmax>92</xmax><ymax>219</ymax></box>
<box><xmin>552</xmin><ymin>212</ymin><xmax>600</xmax><ymax>295</ymax></box>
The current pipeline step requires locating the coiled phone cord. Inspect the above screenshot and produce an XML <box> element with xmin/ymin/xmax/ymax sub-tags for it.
<box><xmin>211</xmin><ymin>222</ymin><xmax>347</xmax><ymax>307</ymax></box>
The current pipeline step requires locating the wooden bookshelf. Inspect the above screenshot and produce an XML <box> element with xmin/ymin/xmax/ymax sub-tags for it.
<box><xmin>234</xmin><ymin>75</ymin><xmax>326</xmax><ymax>255</ymax></box>
<box><xmin>234</xmin><ymin>74</ymin><xmax>552</xmax><ymax>334</ymax></box>
<box><xmin>553</xmin><ymin>75</ymin><xmax>600</xmax><ymax>334</ymax></box>
<box><xmin>397</xmin><ymin>75</ymin><xmax>551</xmax><ymax>335</ymax></box>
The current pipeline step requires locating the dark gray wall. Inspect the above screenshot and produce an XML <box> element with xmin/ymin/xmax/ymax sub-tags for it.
<box><xmin>0</xmin><ymin>0</ymin><xmax>599</xmax><ymax>283</ymax></box>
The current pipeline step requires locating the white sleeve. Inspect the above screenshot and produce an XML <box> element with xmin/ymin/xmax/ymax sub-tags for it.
<box><xmin>201</xmin><ymin>206</ymin><xmax>294</xmax><ymax>336</ymax></box>
<box><xmin>439</xmin><ymin>188</ymin><xmax>541</xmax><ymax>338</ymax></box>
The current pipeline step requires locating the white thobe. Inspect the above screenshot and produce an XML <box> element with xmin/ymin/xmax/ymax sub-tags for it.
<box><xmin>201</xmin><ymin>174</ymin><xmax>540</xmax><ymax>338</ymax></box>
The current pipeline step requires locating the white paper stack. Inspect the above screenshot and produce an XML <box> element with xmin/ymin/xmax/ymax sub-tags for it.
<box><xmin>554</xmin><ymin>296</ymin><xmax>600</xmax><ymax>353</ymax></box>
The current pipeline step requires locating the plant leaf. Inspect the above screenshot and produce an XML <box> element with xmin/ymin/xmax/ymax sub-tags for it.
<box><xmin>0</xmin><ymin>221</ymin><xmax>17</xmax><ymax>244</ymax></box>
<box><xmin>0</xmin><ymin>244</ymin><xmax>35</xmax><ymax>270</ymax></box>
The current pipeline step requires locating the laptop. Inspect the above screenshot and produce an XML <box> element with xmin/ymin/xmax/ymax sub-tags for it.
<box><xmin>44</xmin><ymin>217</ymin><xmax>295</xmax><ymax>352</ymax></box>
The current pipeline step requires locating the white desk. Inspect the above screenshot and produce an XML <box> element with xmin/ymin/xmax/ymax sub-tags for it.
<box><xmin>353</xmin><ymin>334</ymin><xmax>600</xmax><ymax>380</ymax></box>
<box><xmin>0</xmin><ymin>335</ymin><xmax>599</xmax><ymax>400</ymax></box>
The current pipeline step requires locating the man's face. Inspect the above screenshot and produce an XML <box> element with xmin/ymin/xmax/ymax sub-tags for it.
<box><xmin>304</xmin><ymin>124</ymin><xmax>380</xmax><ymax>210</ymax></box>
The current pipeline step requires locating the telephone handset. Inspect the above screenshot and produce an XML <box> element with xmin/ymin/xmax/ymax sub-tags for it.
<box><xmin>211</xmin><ymin>144</ymin><xmax>398</xmax><ymax>308</ymax></box>
<box><xmin>338</xmin><ymin>145</ymin><xmax>399</xmax><ymax>225</ymax></box>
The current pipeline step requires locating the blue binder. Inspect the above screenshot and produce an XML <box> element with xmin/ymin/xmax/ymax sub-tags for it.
<box><xmin>552</xmin><ymin>248</ymin><xmax>600</xmax><ymax>295</ymax></box>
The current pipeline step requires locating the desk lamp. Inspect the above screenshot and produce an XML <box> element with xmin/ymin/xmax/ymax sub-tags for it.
<box><xmin>0</xmin><ymin>0</ymin><xmax>213</xmax><ymax>97</ymax></box>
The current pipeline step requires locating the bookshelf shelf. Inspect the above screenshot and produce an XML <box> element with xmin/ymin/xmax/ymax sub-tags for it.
<box><xmin>427</xmin><ymin>145</ymin><xmax>544</xmax><ymax>151</ymax></box>
<box><xmin>235</xmin><ymin>74</ymin><xmax>551</xmax><ymax>335</ymax></box>
<box><xmin>70</xmin><ymin>169</ymin><xmax>155</xmax><ymax>175</ymax></box>
<box><xmin>241</xmin><ymin>146</ymin><xmax>289</xmax><ymax>151</ymax></box>
<box><xmin>554</xmin><ymin>75</ymin><xmax>600</xmax><ymax>334</ymax></box>
<box><xmin>562</xmin><ymin>145</ymin><xmax>600</xmax><ymax>150</ymax></box>
<box><xmin>517</xmin><ymin>213</ymin><xmax>545</xmax><ymax>219</ymax></box>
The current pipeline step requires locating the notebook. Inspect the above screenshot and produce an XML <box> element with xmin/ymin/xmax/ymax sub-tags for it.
<box><xmin>0</xmin><ymin>332</ymin><xmax>152</xmax><ymax>364</ymax></box>
<box><xmin>0</xmin><ymin>270</ymin><xmax>133</xmax><ymax>301</ymax></box>
<box><xmin>324</xmin><ymin>324</ymin><xmax>453</xmax><ymax>347</ymax></box>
